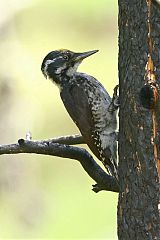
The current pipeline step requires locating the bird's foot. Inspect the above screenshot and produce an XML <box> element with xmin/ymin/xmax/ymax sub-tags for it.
<box><xmin>108</xmin><ymin>85</ymin><xmax>119</xmax><ymax>112</ymax></box>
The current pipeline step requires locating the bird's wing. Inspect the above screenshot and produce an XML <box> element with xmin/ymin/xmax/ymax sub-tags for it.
<box><xmin>60</xmin><ymin>84</ymin><xmax>103</xmax><ymax>160</ymax></box>
<box><xmin>60</xmin><ymin>83</ymin><xmax>117</xmax><ymax>178</ymax></box>
<box><xmin>60</xmin><ymin>84</ymin><xmax>94</xmax><ymax>136</ymax></box>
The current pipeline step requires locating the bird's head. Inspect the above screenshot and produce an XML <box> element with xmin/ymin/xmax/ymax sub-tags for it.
<box><xmin>41</xmin><ymin>49</ymin><xmax>98</xmax><ymax>85</ymax></box>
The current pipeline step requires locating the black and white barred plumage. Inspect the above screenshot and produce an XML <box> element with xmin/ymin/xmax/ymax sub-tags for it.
<box><xmin>41</xmin><ymin>49</ymin><xmax>118</xmax><ymax>179</ymax></box>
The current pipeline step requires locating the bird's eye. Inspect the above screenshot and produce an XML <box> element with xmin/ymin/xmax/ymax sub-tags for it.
<box><xmin>63</xmin><ymin>55</ymin><xmax>69</xmax><ymax>60</ymax></box>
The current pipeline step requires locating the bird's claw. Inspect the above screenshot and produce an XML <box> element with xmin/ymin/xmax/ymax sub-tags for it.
<box><xmin>108</xmin><ymin>85</ymin><xmax>119</xmax><ymax>112</ymax></box>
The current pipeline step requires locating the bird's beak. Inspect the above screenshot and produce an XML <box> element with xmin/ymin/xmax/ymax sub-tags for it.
<box><xmin>73</xmin><ymin>50</ymin><xmax>99</xmax><ymax>62</ymax></box>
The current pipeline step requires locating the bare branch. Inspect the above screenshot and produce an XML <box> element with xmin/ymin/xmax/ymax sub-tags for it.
<box><xmin>0</xmin><ymin>138</ymin><xmax>119</xmax><ymax>193</ymax></box>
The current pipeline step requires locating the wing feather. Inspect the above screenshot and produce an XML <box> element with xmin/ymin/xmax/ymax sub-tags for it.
<box><xmin>60</xmin><ymin>81</ymin><xmax>117</xmax><ymax>178</ymax></box>
<box><xmin>60</xmin><ymin>84</ymin><xmax>94</xmax><ymax>136</ymax></box>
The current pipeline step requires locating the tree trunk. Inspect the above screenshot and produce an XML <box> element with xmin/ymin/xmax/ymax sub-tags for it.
<box><xmin>118</xmin><ymin>0</ymin><xmax>160</xmax><ymax>239</ymax></box>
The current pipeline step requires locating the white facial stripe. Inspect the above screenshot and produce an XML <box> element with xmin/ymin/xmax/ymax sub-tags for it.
<box><xmin>44</xmin><ymin>56</ymin><xmax>65</xmax><ymax>76</ymax></box>
<box><xmin>55</xmin><ymin>65</ymin><xmax>66</xmax><ymax>74</ymax></box>
<box><xmin>43</xmin><ymin>59</ymin><xmax>55</xmax><ymax>76</ymax></box>
<box><xmin>43</xmin><ymin>56</ymin><xmax>80</xmax><ymax>77</ymax></box>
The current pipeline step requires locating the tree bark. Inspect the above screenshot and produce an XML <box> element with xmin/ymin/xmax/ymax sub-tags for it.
<box><xmin>118</xmin><ymin>0</ymin><xmax>160</xmax><ymax>239</ymax></box>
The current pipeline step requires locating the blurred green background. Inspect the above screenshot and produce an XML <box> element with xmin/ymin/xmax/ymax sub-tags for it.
<box><xmin>0</xmin><ymin>0</ymin><xmax>118</xmax><ymax>239</ymax></box>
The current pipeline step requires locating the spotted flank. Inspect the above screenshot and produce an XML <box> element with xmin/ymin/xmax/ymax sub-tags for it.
<box><xmin>91</xmin><ymin>129</ymin><xmax>118</xmax><ymax>179</ymax></box>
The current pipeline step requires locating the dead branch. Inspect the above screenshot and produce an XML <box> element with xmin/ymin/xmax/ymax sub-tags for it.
<box><xmin>0</xmin><ymin>137</ymin><xmax>119</xmax><ymax>193</ymax></box>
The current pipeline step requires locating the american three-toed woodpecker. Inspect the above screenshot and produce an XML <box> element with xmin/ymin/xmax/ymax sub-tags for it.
<box><xmin>41</xmin><ymin>49</ymin><xmax>119</xmax><ymax>178</ymax></box>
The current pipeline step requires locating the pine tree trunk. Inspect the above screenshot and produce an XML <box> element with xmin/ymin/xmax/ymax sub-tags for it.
<box><xmin>118</xmin><ymin>0</ymin><xmax>160</xmax><ymax>239</ymax></box>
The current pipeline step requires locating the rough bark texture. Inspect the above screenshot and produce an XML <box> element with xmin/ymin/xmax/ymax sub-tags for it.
<box><xmin>118</xmin><ymin>0</ymin><xmax>160</xmax><ymax>239</ymax></box>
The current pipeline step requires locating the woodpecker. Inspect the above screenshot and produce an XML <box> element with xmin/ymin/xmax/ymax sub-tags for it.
<box><xmin>41</xmin><ymin>49</ymin><xmax>119</xmax><ymax>179</ymax></box>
